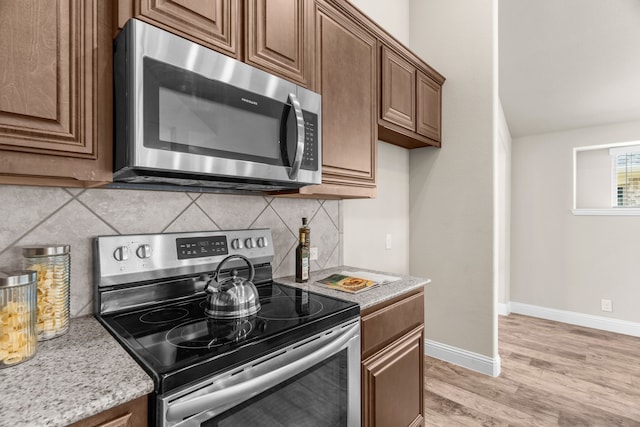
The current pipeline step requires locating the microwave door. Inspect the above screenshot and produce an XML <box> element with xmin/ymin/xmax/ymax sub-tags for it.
<box><xmin>281</xmin><ymin>93</ymin><xmax>306</xmax><ymax>180</ymax></box>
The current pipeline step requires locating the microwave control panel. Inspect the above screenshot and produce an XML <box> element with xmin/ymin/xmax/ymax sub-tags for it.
<box><xmin>302</xmin><ymin>112</ymin><xmax>318</xmax><ymax>171</ymax></box>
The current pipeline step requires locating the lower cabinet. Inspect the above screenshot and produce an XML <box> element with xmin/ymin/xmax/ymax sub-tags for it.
<box><xmin>66</xmin><ymin>395</ymin><xmax>148</xmax><ymax>427</ymax></box>
<box><xmin>361</xmin><ymin>289</ymin><xmax>425</xmax><ymax>427</ymax></box>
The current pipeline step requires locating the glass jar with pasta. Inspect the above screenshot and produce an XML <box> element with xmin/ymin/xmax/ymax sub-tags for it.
<box><xmin>22</xmin><ymin>245</ymin><xmax>70</xmax><ymax>341</ymax></box>
<box><xmin>0</xmin><ymin>270</ymin><xmax>37</xmax><ymax>368</ymax></box>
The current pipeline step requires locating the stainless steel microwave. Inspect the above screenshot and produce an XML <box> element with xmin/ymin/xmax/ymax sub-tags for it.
<box><xmin>113</xmin><ymin>19</ymin><xmax>321</xmax><ymax>191</ymax></box>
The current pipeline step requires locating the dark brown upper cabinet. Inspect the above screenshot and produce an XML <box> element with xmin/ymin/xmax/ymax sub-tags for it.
<box><xmin>292</xmin><ymin>0</ymin><xmax>377</xmax><ymax>199</ymax></box>
<box><xmin>117</xmin><ymin>0</ymin><xmax>241</xmax><ymax>58</ymax></box>
<box><xmin>0</xmin><ymin>0</ymin><xmax>113</xmax><ymax>187</ymax></box>
<box><xmin>380</xmin><ymin>46</ymin><xmax>416</xmax><ymax>132</ymax></box>
<box><xmin>378</xmin><ymin>43</ymin><xmax>443</xmax><ymax>149</ymax></box>
<box><xmin>245</xmin><ymin>0</ymin><xmax>313</xmax><ymax>88</ymax></box>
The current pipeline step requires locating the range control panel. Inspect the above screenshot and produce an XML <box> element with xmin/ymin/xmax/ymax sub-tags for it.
<box><xmin>177</xmin><ymin>236</ymin><xmax>228</xmax><ymax>259</ymax></box>
<box><xmin>95</xmin><ymin>229</ymin><xmax>274</xmax><ymax>287</ymax></box>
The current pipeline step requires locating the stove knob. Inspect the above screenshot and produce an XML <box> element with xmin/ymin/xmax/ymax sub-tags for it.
<box><xmin>136</xmin><ymin>244</ymin><xmax>152</xmax><ymax>259</ymax></box>
<box><xmin>257</xmin><ymin>237</ymin><xmax>268</xmax><ymax>248</ymax></box>
<box><xmin>245</xmin><ymin>238</ymin><xmax>255</xmax><ymax>249</ymax></box>
<box><xmin>231</xmin><ymin>238</ymin><xmax>243</xmax><ymax>250</ymax></box>
<box><xmin>113</xmin><ymin>246</ymin><xmax>129</xmax><ymax>262</ymax></box>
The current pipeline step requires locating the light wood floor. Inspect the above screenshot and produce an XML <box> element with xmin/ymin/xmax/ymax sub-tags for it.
<box><xmin>424</xmin><ymin>314</ymin><xmax>640</xmax><ymax>426</ymax></box>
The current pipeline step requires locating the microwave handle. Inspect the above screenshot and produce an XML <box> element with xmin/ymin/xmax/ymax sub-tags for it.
<box><xmin>286</xmin><ymin>92</ymin><xmax>306</xmax><ymax>180</ymax></box>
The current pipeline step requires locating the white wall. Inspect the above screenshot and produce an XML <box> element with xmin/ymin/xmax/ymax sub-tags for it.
<box><xmin>343</xmin><ymin>0</ymin><xmax>411</xmax><ymax>275</ymax></box>
<box><xmin>409</xmin><ymin>0</ymin><xmax>498</xmax><ymax>362</ymax></box>
<box><xmin>497</xmin><ymin>102</ymin><xmax>512</xmax><ymax>307</ymax></box>
<box><xmin>511</xmin><ymin>119</ymin><xmax>640</xmax><ymax>323</ymax></box>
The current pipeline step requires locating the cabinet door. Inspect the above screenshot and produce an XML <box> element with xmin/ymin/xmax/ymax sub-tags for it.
<box><xmin>135</xmin><ymin>0</ymin><xmax>239</xmax><ymax>58</ymax></box>
<box><xmin>0</xmin><ymin>0</ymin><xmax>112</xmax><ymax>187</ymax></box>
<box><xmin>380</xmin><ymin>45</ymin><xmax>416</xmax><ymax>132</ymax></box>
<box><xmin>245</xmin><ymin>0</ymin><xmax>312</xmax><ymax>87</ymax></box>
<box><xmin>313</xmin><ymin>1</ymin><xmax>377</xmax><ymax>190</ymax></box>
<box><xmin>362</xmin><ymin>326</ymin><xmax>425</xmax><ymax>427</ymax></box>
<box><xmin>416</xmin><ymin>71</ymin><xmax>441</xmax><ymax>143</ymax></box>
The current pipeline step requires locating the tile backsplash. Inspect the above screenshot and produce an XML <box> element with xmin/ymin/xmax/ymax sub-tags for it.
<box><xmin>0</xmin><ymin>186</ymin><xmax>342</xmax><ymax>318</ymax></box>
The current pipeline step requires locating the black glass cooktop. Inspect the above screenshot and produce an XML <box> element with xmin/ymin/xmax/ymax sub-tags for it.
<box><xmin>99</xmin><ymin>282</ymin><xmax>359</xmax><ymax>394</ymax></box>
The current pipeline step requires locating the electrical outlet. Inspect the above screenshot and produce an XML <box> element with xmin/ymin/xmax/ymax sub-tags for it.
<box><xmin>385</xmin><ymin>234</ymin><xmax>392</xmax><ymax>250</ymax></box>
<box><xmin>310</xmin><ymin>247</ymin><xmax>318</xmax><ymax>260</ymax></box>
<box><xmin>601</xmin><ymin>299</ymin><xmax>612</xmax><ymax>312</ymax></box>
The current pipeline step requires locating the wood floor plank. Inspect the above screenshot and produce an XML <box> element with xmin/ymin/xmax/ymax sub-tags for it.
<box><xmin>424</xmin><ymin>390</ymin><xmax>508</xmax><ymax>427</ymax></box>
<box><xmin>499</xmin><ymin>340</ymin><xmax>636</xmax><ymax>392</ymax></box>
<box><xmin>424</xmin><ymin>314</ymin><xmax>640</xmax><ymax>427</ymax></box>
<box><xmin>426</xmin><ymin>376</ymin><xmax>558</xmax><ymax>426</ymax></box>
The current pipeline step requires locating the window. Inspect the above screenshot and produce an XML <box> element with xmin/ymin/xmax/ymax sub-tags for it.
<box><xmin>610</xmin><ymin>146</ymin><xmax>640</xmax><ymax>207</ymax></box>
<box><xmin>573</xmin><ymin>141</ymin><xmax>640</xmax><ymax>215</ymax></box>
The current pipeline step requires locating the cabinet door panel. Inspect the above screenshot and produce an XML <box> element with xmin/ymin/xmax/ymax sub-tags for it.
<box><xmin>381</xmin><ymin>46</ymin><xmax>415</xmax><ymax>131</ymax></box>
<box><xmin>362</xmin><ymin>326</ymin><xmax>424</xmax><ymax>427</ymax></box>
<box><xmin>246</xmin><ymin>0</ymin><xmax>311</xmax><ymax>86</ymax></box>
<box><xmin>0</xmin><ymin>1</ymin><xmax>95</xmax><ymax>156</ymax></box>
<box><xmin>137</xmin><ymin>0</ymin><xmax>238</xmax><ymax>57</ymax></box>
<box><xmin>315</xmin><ymin>2</ymin><xmax>376</xmax><ymax>185</ymax></box>
<box><xmin>417</xmin><ymin>71</ymin><xmax>441</xmax><ymax>142</ymax></box>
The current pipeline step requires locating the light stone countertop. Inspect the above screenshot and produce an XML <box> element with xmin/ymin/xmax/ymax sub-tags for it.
<box><xmin>0</xmin><ymin>316</ymin><xmax>154</xmax><ymax>427</ymax></box>
<box><xmin>276</xmin><ymin>265</ymin><xmax>430</xmax><ymax>310</ymax></box>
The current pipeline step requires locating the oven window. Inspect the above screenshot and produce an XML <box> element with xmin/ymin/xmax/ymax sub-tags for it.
<box><xmin>204</xmin><ymin>350</ymin><xmax>348</xmax><ymax>427</ymax></box>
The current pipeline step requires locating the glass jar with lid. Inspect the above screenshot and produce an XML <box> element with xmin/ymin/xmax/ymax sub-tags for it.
<box><xmin>0</xmin><ymin>270</ymin><xmax>37</xmax><ymax>368</ymax></box>
<box><xmin>22</xmin><ymin>245</ymin><xmax>70</xmax><ymax>340</ymax></box>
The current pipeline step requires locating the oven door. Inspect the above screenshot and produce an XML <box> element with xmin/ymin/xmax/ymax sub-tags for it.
<box><xmin>160</xmin><ymin>320</ymin><xmax>360</xmax><ymax>427</ymax></box>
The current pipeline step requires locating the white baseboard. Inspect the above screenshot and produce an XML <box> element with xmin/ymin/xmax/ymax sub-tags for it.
<box><xmin>497</xmin><ymin>302</ymin><xmax>511</xmax><ymax>316</ymax></box>
<box><xmin>510</xmin><ymin>302</ymin><xmax>640</xmax><ymax>337</ymax></box>
<box><xmin>425</xmin><ymin>339</ymin><xmax>501</xmax><ymax>377</ymax></box>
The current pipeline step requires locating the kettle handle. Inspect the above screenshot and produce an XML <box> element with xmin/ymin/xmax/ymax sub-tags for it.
<box><xmin>215</xmin><ymin>254</ymin><xmax>255</xmax><ymax>283</ymax></box>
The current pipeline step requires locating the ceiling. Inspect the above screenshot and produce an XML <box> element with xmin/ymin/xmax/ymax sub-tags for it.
<box><xmin>499</xmin><ymin>0</ymin><xmax>640</xmax><ymax>138</ymax></box>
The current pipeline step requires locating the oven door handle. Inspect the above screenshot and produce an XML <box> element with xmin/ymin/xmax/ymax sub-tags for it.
<box><xmin>165</xmin><ymin>322</ymin><xmax>358</xmax><ymax>422</ymax></box>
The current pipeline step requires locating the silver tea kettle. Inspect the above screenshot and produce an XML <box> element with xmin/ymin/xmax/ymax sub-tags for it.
<box><xmin>204</xmin><ymin>254</ymin><xmax>261</xmax><ymax>319</ymax></box>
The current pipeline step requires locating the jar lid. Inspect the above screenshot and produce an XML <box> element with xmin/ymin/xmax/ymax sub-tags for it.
<box><xmin>22</xmin><ymin>245</ymin><xmax>70</xmax><ymax>256</ymax></box>
<box><xmin>0</xmin><ymin>270</ymin><xmax>37</xmax><ymax>287</ymax></box>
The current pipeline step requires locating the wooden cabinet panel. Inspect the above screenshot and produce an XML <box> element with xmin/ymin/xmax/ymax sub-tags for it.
<box><xmin>313</xmin><ymin>1</ymin><xmax>377</xmax><ymax>189</ymax></box>
<box><xmin>417</xmin><ymin>71</ymin><xmax>441</xmax><ymax>142</ymax></box>
<box><xmin>378</xmin><ymin>43</ymin><xmax>443</xmax><ymax>149</ymax></box>
<box><xmin>362</xmin><ymin>326</ymin><xmax>425</xmax><ymax>427</ymax></box>
<box><xmin>67</xmin><ymin>395</ymin><xmax>148</xmax><ymax>427</ymax></box>
<box><xmin>134</xmin><ymin>0</ymin><xmax>239</xmax><ymax>57</ymax></box>
<box><xmin>381</xmin><ymin>45</ymin><xmax>415</xmax><ymax>131</ymax></box>
<box><xmin>361</xmin><ymin>289</ymin><xmax>424</xmax><ymax>359</ymax></box>
<box><xmin>245</xmin><ymin>0</ymin><xmax>312</xmax><ymax>87</ymax></box>
<box><xmin>0</xmin><ymin>0</ymin><xmax>112</xmax><ymax>187</ymax></box>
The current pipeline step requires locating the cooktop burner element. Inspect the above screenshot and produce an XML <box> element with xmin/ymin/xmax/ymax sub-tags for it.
<box><xmin>140</xmin><ymin>308</ymin><xmax>189</xmax><ymax>324</ymax></box>
<box><xmin>257</xmin><ymin>296</ymin><xmax>323</xmax><ymax>320</ymax></box>
<box><xmin>166</xmin><ymin>317</ymin><xmax>254</xmax><ymax>350</ymax></box>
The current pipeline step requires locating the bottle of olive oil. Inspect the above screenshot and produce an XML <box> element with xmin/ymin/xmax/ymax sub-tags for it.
<box><xmin>295</xmin><ymin>218</ymin><xmax>310</xmax><ymax>283</ymax></box>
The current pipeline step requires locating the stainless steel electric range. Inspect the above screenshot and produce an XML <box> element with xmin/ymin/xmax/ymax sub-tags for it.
<box><xmin>94</xmin><ymin>229</ymin><xmax>360</xmax><ymax>427</ymax></box>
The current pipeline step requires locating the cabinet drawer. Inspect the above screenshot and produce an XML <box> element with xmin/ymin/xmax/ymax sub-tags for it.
<box><xmin>361</xmin><ymin>289</ymin><xmax>424</xmax><ymax>359</ymax></box>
